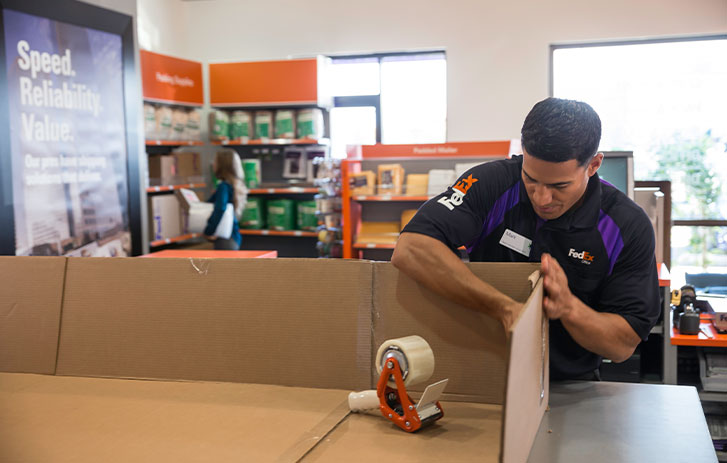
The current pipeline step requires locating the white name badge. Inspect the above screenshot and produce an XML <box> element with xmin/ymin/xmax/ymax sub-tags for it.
<box><xmin>499</xmin><ymin>228</ymin><xmax>532</xmax><ymax>257</ymax></box>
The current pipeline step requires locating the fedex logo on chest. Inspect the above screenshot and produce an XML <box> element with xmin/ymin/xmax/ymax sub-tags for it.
<box><xmin>568</xmin><ymin>248</ymin><xmax>595</xmax><ymax>264</ymax></box>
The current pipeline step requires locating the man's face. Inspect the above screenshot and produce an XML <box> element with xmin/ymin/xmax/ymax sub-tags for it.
<box><xmin>521</xmin><ymin>149</ymin><xmax>602</xmax><ymax>220</ymax></box>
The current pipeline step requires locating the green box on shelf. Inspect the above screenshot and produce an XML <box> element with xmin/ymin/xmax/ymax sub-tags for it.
<box><xmin>296</xmin><ymin>200</ymin><xmax>318</xmax><ymax>231</ymax></box>
<box><xmin>267</xmin><ymin>199</ymin><xmax>296</xmax><ymax>231</ymax></box>
<box><xmin>241</xmin><ymin>197</ymin><xmax>265</xmax><ymax>229</ymax></box>
<box><xmin>242</xmin><ymin>159</ymin><xmax>261</xmax><ymax>189</ymax></box>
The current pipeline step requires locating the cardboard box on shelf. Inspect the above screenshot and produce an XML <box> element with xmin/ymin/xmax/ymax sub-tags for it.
<box><xmin>377</xmin><ymin>163</ymin><xmax>404</xmax><ymax>195</ymax></box>
<box><xmin>148</xmin><ymin>154</ymin><xmax>176</xmax><ymax>186</ymax></box>
<box><xmin>148</xmin><ymin>195</ymin><xmax>182</xmax><ymax>240</ymax></box>
<box><xmin>351</xmin><ymin>170</ymin><xmax>376</xmax><ymax>196</ymax></box>
<box><xmin>356</xmin><ymin>221</ymin><xmax>400</xmax><ymax>245</ymax></box>
<box><xmin>405</xmin><ymin>173</ymin><xmax>429</xmax><ymax>196</ymax></box>
<box><xmin>172</xmin><ymin>151</ymin><xmax>202</xmax><ymax>180</ymax></box>
<box><xmin>0</xmin><ymin>256</ymin><xmax>545</xmax><ymax>463</ymax></box>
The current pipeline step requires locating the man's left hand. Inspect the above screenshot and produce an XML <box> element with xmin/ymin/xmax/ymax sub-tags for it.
<box><xmin>541</xmin><ymin>253</ymin><xmax>575</xmax><ymax>320</ymax></box>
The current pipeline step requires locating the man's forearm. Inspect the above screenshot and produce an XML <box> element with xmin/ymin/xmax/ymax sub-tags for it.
<box><xmin>561</xmin><ymin>297</ymin><xmax>641</xmax><ymax>363</ymax></box>
<box><xmin>391</xmin><ymin>232</ymin><xmax>521</xmax><ymax>330</ymax></box>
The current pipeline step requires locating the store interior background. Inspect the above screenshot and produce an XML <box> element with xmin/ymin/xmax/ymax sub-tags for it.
<box><xmin>81</xmin><ymin>0</ymin><xmax>726</xmax><ymax>283</ymax></box>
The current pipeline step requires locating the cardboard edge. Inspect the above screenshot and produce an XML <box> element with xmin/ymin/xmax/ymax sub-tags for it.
<box><xmin>499</xmin><ymin>275</ymin><xmax>547</xmax><ymax>463</ymax></box>
<box><xmin>52</xmin><ymin>257</ymin><xmax>70</xmax><ymax>375</ymax></box>
<box><xmin>277</xmin><ymin>399</ymin><xmax>351</xmax><ymax>463</ymax></box>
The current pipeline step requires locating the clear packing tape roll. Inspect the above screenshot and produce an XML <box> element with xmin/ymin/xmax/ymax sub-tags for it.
<box><xmin>375</xmin><ymin>335</ymin><xmax>435</xmax><ymax>388</ymax></box>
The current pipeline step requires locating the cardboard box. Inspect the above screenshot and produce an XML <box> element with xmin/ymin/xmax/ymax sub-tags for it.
<box><xmin>406</xmin><ymin>173</ymin><xmax>429</xmax><ymax>196</ymax></box>
<box><xmin>148</xmin><ymin>195</ymin><xmax>182</xmax><ymax>240</ymax></box>
<box><xmin>173</xmin><ymin>151</ymin><xmax>202</xmax><ymax>180</ymax></box>
<box><xmin>148</xmin><ymin>154</ymin><xmax>175</xmax><ymax>186</ymax></box>
<box><xmin>351</xmin><ymin>170</ymin><xmax>376</xmax><ymax>196</ymax></box>
<box><xmin>377</xmin><ymin>163</ymin><xmax>404</xmax><ymax>195</ymax></box>
<box><xmin>0</xmin><ymin>257</ymin><xmax>546</xmax><ymax>462</ymax></box>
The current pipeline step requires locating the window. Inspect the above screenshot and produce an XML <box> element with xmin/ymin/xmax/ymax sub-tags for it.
<box><xmin>328</xmin><ymin>52</ymin><xmax>447</xmax><ymax>158</ymax></box>
<box><xmin>552</xmin><ymin>36</ymin><xmax>727</xmax><ymax>285</ymax></box>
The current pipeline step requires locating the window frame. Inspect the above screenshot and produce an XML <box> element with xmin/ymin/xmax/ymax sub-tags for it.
<box><xmin>329</xmin><ymin>50</ymin><xmax>447</xmax><ymax>144</ymax></box>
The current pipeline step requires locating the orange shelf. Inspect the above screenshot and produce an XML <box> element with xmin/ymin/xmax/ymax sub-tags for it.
<box><xmin>150</xmin><ymin>233</ymin><xmax>202</xmax><ymax>248</ymax></box>
<box><xmin>353</xmin><ymin>195</ymin><xmax>430</xmax><ymax>202</ymax></box>
<box><xmin>211</xmin><ymin>138</ymin><xmax>328</xmax><ymax>146</ymax></box>
<box><xmin>249</xmin><ymin>187</ymin><xmax>318</xmax><ymax>194</ymax></box>
<box><xmin>353</xmin><ymin>243</ymin><xmax>396</xmax><ymax>250</ymax></box>
<box><xmin>239</xmin><ymin>229</ymin><xmax>317</xmax><ymax>237</ymax></box>
<box><xmin>147</xmin><ymin>183</ymin><xmax>206</xmax><ymax>193</ymax></box>
<box><xmin>671</xmin><ymin>314</ymin><xmax>727</xmax><ymax>347</ymax></box>
<box><xmin>145</xmin><ymin>140</ymin><xmax>204</xmax><ymax>146</ymax></box>
<box><xmin>658</xmin><ymin>262</ymin><xmax>670</xmax><ymax>287</ymax></box>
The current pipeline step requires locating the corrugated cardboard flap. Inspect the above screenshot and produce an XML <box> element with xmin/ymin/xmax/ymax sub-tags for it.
<box><xmin>372</xmin><ymin>262</ymin><xmax>538</xmax><ymax>404</ymax></box>
<box><xmin>56</xmin><ymin>258</ymin><xmax>373</xmax><ymax>391</ymax></box>
<box><xmin>0</xmin><ymin>256</ymin><xmax>66</xmax><ymax>374</ymax></box>
<box><xmin>501</xmin><ymin>274</ymin><xmax>548</xmax><ymax>463</ymax></box>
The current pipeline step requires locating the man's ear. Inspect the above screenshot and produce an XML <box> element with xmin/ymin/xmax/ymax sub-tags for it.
<box><xmin>587</xmin><ymin>152</ymin><xmax>604</xmax><ymax>177</ymax></box>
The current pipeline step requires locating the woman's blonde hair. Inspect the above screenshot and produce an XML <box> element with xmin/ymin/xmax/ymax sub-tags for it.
<box><xmin>214</xmin><ymin>149</ymin><xmax>248</xmax><ymax>216</ymax></box>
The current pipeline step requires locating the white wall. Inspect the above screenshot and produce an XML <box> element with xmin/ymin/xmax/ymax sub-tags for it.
<box><xmin>163</xmin><ymin>0</ymin><xmax>726</xmax><ymax>142</ymax></box>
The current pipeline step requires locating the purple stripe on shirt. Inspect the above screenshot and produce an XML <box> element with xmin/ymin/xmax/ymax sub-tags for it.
<box><xmin>600</xmin><ymin>178</ymin><xmax>615</xmax><ymax>188</ymax></box>
<box><xmin>466</xmin><ymin>182</ymin><xmax>520</xmax><ymax>253</ymax></box>
<box><xmin>598</xmin><ymin>210</ymin><xmax>624</xmax><ymax>275</ymax></box>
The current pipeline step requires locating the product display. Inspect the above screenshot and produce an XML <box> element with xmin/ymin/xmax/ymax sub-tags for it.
<box><xmin>377</xmin><ymin>164</ymin><xmax>404</xmax><ymax>195</ymax></box>
<box><xmin>305</xmin><ymin>148</ymin><xmax>327</xmax><ymax>182</ymax></box>
<box><xmin>254</xmin><ymin>111</ymin><xmax>273</xmax><ymax>139</ymax></box>
<box><xmin>171</xmin><ymin>109</ymin><xmax>188</xmax><ymax>141</ymax></box>
<box><xmin>314</xmin><ymin>157</ymin><xmax>343</xmax><ymax>258</ymax></box>
<box><xmin>296</xmin><ymin>200</ymin><xmax>317</xmax><ymax>231</ymax></box>
<box><xmin>209</xmin><ymin>110</ymin><xmax>230</xmax><ymax>142</ymax></box>
<box><xmin>267</xmin><ymin>199</ymin><xmax>296</xmax><ymax>231</ymax></box>
<box><xmin>240</xmin><ymin>197</ymin><xmax>265</xmax><ymax>229</ymax></box>
<box><xmin>426</xmin><ymin>169</ymin><xmax>455</xmax><ymax>196</ymax></box>
<box><xmin>282</xmin><ymin>148</ymin><xmax>306</xmax><ymax>179</ymax></box>
<box><xmin>405</xmin><ymin>173</ymin><xmax>429</xmax><ymax>196</ymax></box>
<box><xmin>230</xmin><ymin>110</ymin><xmax>253</xmax><ymax>141</ymax></box>
<box><xmin>297</xmin><ymin>108</ymin><xmax>324</xmax><ymax>139</ymax></box>
<box><xmin>351</xmin><ymin>170</ymin><xmax>376</xmax><ymax>196</ymax></box>
<box><xmin>274</xmin><ymin>109</ymin><xmax>296</xmax><ymax>139</ymax></box>
<box><xmin>143</xmin><ymin>103</ymin><xmax>156</xmax><ymax>138</ymax></box>
<box><xmin>242</xmin><ymin>159</ymin><xmax>261</xmax><ymax>188</ymax></box>
<box><xmin>155</xmin><ymin>105</ymin><xmax>173</xmax><ymax>140</ymax></box>
<box><xmin>186</xmin><ymin>109</ymin><xmax>202</xmax><ymax>141</ymax></box>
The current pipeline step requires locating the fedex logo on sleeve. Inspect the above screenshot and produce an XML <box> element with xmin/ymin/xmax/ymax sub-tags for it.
<box><xmin>438</xmin><ymin>174</ymin><xmax>478</xmax><ymax>211</ymax></box>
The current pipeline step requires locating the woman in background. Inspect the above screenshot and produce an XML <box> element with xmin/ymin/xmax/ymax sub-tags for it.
<box><xmin>204</xmin><ymin>149</ymin><xmax>247</xmax><ymax>250</ymax></box>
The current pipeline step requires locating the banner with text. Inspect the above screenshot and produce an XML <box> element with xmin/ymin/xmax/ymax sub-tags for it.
<box><xmin>4</xmin><ymin>9</ymin><xmax>130</xmax><ymax>256</ymax></box>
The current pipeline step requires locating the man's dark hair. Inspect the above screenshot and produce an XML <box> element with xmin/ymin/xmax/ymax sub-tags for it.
<box><xmin>521</xmin><ymin>97</ymin><xmax>601</xmax><ymax>166</ymax></box>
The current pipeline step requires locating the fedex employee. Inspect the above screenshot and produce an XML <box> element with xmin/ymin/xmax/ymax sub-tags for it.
<box><xmin>392</xmin><ymin>97</ymin><xmax>659</xmax><ymax>380</ymax></box>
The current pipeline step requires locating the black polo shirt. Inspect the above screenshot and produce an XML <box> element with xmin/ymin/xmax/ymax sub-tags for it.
<box><xmin>402</xmin><ymin>156</ymin><xmax>660</xmax><ymax>380</ymax></box>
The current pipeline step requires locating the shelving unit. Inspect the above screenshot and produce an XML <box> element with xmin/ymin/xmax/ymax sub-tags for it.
<box><xmin>240</xmin><ymin>229</ymin><xmax>317</xmax><ymax>237</ymax></box>
<box><xmin>140</xmin><ymin>50</ymin><xmax>206</xmax><ymax>253</ymax></box>
<box><xmin>145</xmin><ymin>140</ymin><xmax>204</xmax><ymax>146</ymax></box>
<box><xmin>342</xmin><ymin>141</ymin><xmax>512</xmax><ymax>259</ymax></box>
<box><xmin>211</xmin><ymin>138</ymin><xmax>329</xmax><ymax>146</ymax></box>
<box><xmin>208</xmin><ymin>57</ymin><xmax>333</xmax><ymax>258</ymax></box>
<box><xmin>146</xmin><ymin>183</ymin><xmax>206</xmax><ymax>193</ymax></box>
<box><xmin>150</xmin><ymin>233</ymin><xmax>202</xmax><ymax>248</ymax></box>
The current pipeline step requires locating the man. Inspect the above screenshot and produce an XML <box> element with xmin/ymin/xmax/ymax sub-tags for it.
<box><xmin>391</xmin><ymin>97</ymin><xmax>660</xmax><ymax>380</ymax></box>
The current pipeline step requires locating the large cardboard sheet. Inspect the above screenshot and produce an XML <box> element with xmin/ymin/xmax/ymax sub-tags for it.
<box><xmin>0</xmin><ymin>256</ymin><xmax>65</xmax><ymax>374</ymax></box>
<box><xmin>0</xmin><ymin>373</ymin><xmax>349</xmax><ymax>463</ymax></box>
<box><xmin>56</xmin><ymin>258</ymin><xmax>372</xmax><ymax>391</ymax></box>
